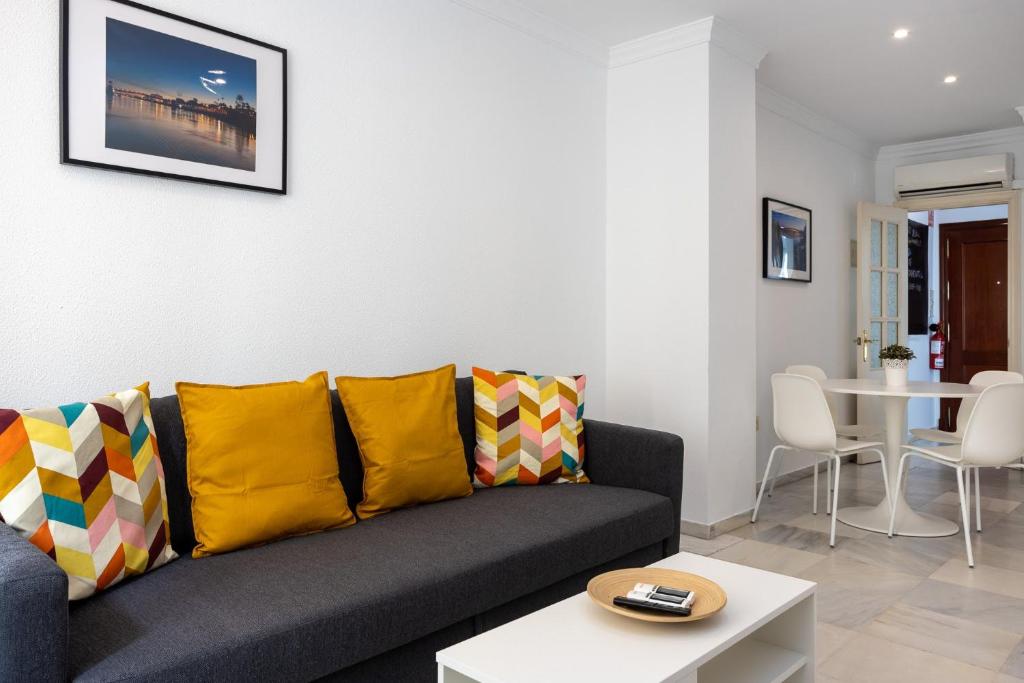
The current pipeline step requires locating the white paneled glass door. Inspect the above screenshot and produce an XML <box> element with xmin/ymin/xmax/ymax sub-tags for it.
<box><xmin>855</xmin><ymin>202</ymin><xmax>908</xmax><ymax>458</ymax></box>
<box><xmin>856</xmin><ymin>202</ymin><xmax>909</xmax><ymax>377</ymax></box>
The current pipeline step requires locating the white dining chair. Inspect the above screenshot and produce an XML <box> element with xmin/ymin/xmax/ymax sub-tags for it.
<box><xmin>753</xmin><ymin>373</ymin><xmax>888</xmax><ymax>547</ymax></box>
<box><xmin>785</xmin><ymin>365</ymin><xmax>884</xmax><ymax>439</ymax></box>
<box><xmin>909</xmin><ymin>371</ymin><xmax>1024</xmax><ymax>532</ymax></box>
<box><xmin>889</xmin><ymin>382</ymin><xmax>1024</xmax><ymax>567</ymax></box>
<box><xmin>770</xmin><ymin>365</ymin><xmax>884</xmax><ymax>512</ymax></box>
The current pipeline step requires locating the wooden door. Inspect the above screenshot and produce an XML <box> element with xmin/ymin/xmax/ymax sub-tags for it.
<box><xmin>939</xmin><ymin>219</ymin><xmax>1009</xmax><ymax>429</ymax></box>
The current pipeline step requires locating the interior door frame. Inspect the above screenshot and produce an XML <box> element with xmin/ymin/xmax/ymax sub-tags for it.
<box><xmin>895</xmin><ymin>188</ymin><xmax>1023</xmax><ymax>374</ymax></box>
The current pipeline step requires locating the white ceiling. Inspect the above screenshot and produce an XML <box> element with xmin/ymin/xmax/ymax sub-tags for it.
<box><xmin>514</xmin><ymin>0</ymin><xmax>1024</xmax><ymax>145</ymax></box>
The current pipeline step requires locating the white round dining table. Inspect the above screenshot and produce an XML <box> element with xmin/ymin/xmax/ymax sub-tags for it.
<box><xmin>820</xmin><ymin>378</ymin><xmax>983</xmax><ymax>537</ymax></box>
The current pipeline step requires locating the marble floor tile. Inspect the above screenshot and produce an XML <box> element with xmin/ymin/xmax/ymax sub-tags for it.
<box><xmin>677</xmin><ymin>532</ymin><xmax>742</xmax><ymax>556</ymax></box>
<box><xmin>733</xmin><ymin>523</ymin><xmax>835</xmax><ymax>555</ymax></box>
<box><xmin>930</xmin><ymin>559</ymin><xmax>1024</xmax><ymax>601</ymax></box>
<box><xmin>709</xmin><ymin>539</ymin><xmax>824</xmax><ymax>577</ymax></box>
<box><xmin>903</xmin><ymin>464</ymin><xmax>956</xmax><ymax>480</ymax></box>
<box><xmin>832</xmin><ymin>532</ymin><xmax>955</xmax><ymax>577</ymax></box>
<box><xmin>816</xmin><ymin>622</ymin><xmax>857</xmax><ymax>665</ymax></box>
<box><xmin>833</xmin><ymin>486</ymin><xmax>889</xmax><ymax>508</ymax></box>
<box><xmin>787</xmin><ymin>512</ymin><xmax>869</xmax><ymax>539</ymax></box>
<box><xmin>961</xmin><ymin>541</ymin><xmax>1024</xmax><ymax>572</ymax></box>
<box><xmin>818</xmin><ymin>632</ymin><xmax>996</xmax><ymax>683</ymax></box>
<box><xmin>902</xmin><ymin>475</ymin><xmax>958</xmax><ymax>496</ymax></box>
<box><xmin>978</xmin><ymin>516</ymin><xmax>1024</xmax><ymax>550</ymax></box>
<box><xmin>1003</xmin><ymin>638</ymin><xmax>1024</xmax><ymax>679</ymax></box>
<box><xmin>979</xmin><ymin>481</ymin><xmax>1024</xmax><ymax>504</ymax></box>
<box><xmin>916</xmin><ymin>499</ymin><xmax>1005</xmax><ymax>528</ymax></box>
<box><xmin>719</xmin><ymin>458</ymin><xmax>1024</xmax><ymax>678</ymax></box>
<box><xmin>902</xmin><ymin>579</ymin><xmax>1024</xmax><ymax>635</ymax></box>
<box><xmin>860</xmin><ymin>602</ymin><xmax>1021</xmax><ymax>670</ymax></box>
<box><xmin>933</xmin><ymin>490</ymin><xmax>1021</xmax><ymax>514</ymax></box>
<box><xmin>728</xmin><ymin>520</ymin><xmax>779</xmax><ymax>539</ymax></box>
<box><xmin>1008</xmin><ymin>503</ymin><xmax>1024</xmax><ymax>522</ymax></box>
<box><xmin>748</xmin><ymin>492</ymin><xmax>816</xmax><ymax>523</ymax></box>
<box><xmin>796</xmin><ymin>555</ymin><xmax>923</xmax><ymax>629</ymax></box>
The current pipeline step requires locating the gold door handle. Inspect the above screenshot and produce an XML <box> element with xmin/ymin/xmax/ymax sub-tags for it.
<box><xmin>855</xmin><ymin>329</ymin><xmax>876</xmax><ymax>363</ymax></box>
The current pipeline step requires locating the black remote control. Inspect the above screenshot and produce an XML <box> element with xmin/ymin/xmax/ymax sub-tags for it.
<box><xmin>613</xmin><ymin>596</ymin><xmax>691</xmax><ymax>616</ymax></box>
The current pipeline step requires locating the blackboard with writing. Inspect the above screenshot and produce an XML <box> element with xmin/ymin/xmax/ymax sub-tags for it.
<box><xmin>908</xmin><ymin>219</ymin><xmax>929</xmax><ymax>335</ymax></box>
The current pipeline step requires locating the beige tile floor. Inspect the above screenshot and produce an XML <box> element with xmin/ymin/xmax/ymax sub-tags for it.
<box><xmin>681</xmin><ymin>458</ymin><xmax>1024</xmax><ymax>682</ymax></box>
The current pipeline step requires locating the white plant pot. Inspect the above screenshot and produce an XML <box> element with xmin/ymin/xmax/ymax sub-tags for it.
<box><xmin>883</xmin><ymin>359</ymin><xmax>909</xmax><ymax>386</ymax></box>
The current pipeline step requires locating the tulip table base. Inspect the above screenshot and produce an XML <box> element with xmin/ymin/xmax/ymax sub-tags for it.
<box><xmin>837</xmin><ymin>501</ymin><xmax>957</xmax><ymax>537</ymax></box>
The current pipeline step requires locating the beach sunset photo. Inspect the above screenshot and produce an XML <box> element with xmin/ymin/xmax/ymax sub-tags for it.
<box><xmin>105</xmin><ymin>18</ymin><xmax>257</xmax><ymax>171</ymax></box>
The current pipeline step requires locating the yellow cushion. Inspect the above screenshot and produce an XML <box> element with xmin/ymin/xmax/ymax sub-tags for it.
<box><xmin>336</xmin><ymin>365</ymin><xmax>473</xmax><ymax>519</ymax></box>
<box><xmin>177</xmin><ymin>372</ymin><xmax>355</xmax><ymax>558</ymax></box>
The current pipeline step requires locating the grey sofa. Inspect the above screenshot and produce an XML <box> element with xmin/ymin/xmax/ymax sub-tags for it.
<box><xmin>1</xmin><ymin>377</ymin><xmax>683</xmax><ymax>682</ymax></box>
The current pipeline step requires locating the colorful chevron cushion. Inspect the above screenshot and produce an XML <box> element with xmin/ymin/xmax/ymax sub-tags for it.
<box><xmin>472</xmin><ymin>367</ymin><xmax>588</xmax><ymax>486</ymax></box>
<box><xmin>0</xmin><ymin>386</ymin><xmax>177</xmax><ymax>600</ymax></box>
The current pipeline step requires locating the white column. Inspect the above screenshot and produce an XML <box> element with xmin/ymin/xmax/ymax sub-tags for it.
<box><xmin>606</xmin><ymin>17</ymin><xmax>763</xmax><ymax>535</ymax></box>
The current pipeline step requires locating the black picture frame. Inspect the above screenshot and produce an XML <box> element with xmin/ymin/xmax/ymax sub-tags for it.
<box><xmin>60</xmin><ymin>0</ymin><xmax>287</xmax><ymax>194</ymax></box>
<box><xmin>762</xmin><ymin>197</ymin><xmax>812</xmax><ymax>283</ymax></box>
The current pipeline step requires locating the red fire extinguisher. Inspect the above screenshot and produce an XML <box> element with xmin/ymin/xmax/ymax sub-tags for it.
<box><xmin>929</xmin><ymin>322</ymin><xmax>946</xmax><ymax>370</ymax></box>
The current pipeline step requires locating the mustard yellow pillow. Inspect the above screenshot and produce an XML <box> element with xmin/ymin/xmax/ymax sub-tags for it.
<box><xmin>177</xmin><ymin>372</ymin><xmax>355</xmax><ymax>558</ymax></box>
<box><xmin>336</xmin><ymin>365</ymin><xmax>473</xmax><ymax>518</ymax></box>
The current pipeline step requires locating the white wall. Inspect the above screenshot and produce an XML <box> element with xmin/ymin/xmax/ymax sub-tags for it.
<box><xmin>0</xmin><ymin>0</ymin><xmax>608</xmax><ymax>410</ymax></box>
<box><xmin>755</xmin><ymin>93</ymin><xmax>875</xmax><ymax>480</ymax></box>
<box><xmin>605</xmin><ymin>41</ymin><xmax>711</xmax><ymax>506</ymax></box>
<box><xmin>606</xmin><ymin>19</ymin><xmax>760</xmax><ymax>530</ymax></box>
<box><xmin>706</xmin><ymin>44</ymin><xmax>757</xmax><ymax>525</ymax></box>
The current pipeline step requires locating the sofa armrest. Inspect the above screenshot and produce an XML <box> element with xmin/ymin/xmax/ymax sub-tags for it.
<box><xmin>583</xmin><ymin>420</ymin><xmax>684</xmax><ymax>555</ymax></box>
<box><xmin>0</xmin><ymin>523</ymin><xmax>68</xmax><ymax>682</ymax></box>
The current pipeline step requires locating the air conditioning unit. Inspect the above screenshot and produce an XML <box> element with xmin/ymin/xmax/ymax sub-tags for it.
<box><xmin>894</xmin><ymin>154</ymin><xmax>1014</xmax><ymax>198</ymax></box>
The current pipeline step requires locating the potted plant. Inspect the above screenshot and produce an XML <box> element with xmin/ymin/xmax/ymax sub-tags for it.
<box><xmin>879</xmin><ymin>344</ymin><xmax>915</xmax><ymax>386</ymax></box>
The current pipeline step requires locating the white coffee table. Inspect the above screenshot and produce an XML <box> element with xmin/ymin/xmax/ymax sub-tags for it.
<box><xmin>436</xmin><ymin>552</ymin><xmax>816</xmax><ymax>683</ymax></box>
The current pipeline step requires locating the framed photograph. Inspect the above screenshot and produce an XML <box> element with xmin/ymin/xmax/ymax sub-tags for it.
<box><xmin>61</xmin><ymin>0</ymin><xmax>286</xmax><ymax>194</ymax></box>
<box><xmin>762</xmin><ymin>197</ymin><xmax>812</xmax><ymax>282</ymax></box>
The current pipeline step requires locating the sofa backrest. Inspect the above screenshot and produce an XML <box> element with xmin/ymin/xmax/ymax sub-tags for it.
<box><xmin>150</xmin><ymin>376</ymin><xmax>478</xmax><ymax>554</ymax></box>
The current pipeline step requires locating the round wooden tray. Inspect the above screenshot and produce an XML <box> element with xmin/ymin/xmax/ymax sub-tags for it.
<box><xmin>586</xmin><ymin>568</ymin><xmax>727</xmax><ymax>623</ymax></box>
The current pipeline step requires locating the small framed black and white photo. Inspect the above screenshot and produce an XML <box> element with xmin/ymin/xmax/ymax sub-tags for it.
<box><xmin>762</xmin><ymin>197</ymin><xmax>812</xmax><ymax>282</ymax></box>
<box><xmin>61</xmin><ymin>0</ymin><xmax>287</xmax><ymax>194</ymax></box>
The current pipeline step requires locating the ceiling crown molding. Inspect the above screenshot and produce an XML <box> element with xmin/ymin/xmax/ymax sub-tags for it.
<box><xmin>706</xmin><ymin>17</ymin><xmax>767</xmax><ymax>69</ymax></box>
<box><xmin>608</xmin><ymin>16</ymin><xmax>765</xmax><ymax>70</ymax></box>
<box><xmin>447</xmin><ymin>0</ymin><xmax>609</xmax><ymax>66</ymax></box>
<box><xmin>876</xmin><ymin>126</ymin><xmax>1024</xmax><ymax>161</ymax></box>
<box><xmin>756</xmin><ymin>85</ymin><xmax>876</xmax><ymax>159</ymax></box>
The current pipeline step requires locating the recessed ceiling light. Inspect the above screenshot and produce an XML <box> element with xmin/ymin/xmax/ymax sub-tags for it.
<box><xmin>944</xmin><ymin>75</ymin><xmax>958</xmax><ymax>84</ymax></box>
<box><xmin>893</xmin><ymin>28</ymin><xmax>909</xmax><ymax>39</ymax></box>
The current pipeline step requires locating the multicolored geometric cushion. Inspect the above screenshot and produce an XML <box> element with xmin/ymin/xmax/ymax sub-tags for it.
<box><xmin>0</xmin><ymin>385</ymin><xmax>177</xmax><ymax>599</ymax></box>
<box><xmin>472</xmin><ymin>368</ymin><xmax>588</xmax><ymax>486</ymax></box>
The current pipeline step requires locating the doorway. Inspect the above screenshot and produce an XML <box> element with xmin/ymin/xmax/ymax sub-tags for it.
<box><xmin>938</xmin><ymin>217</ymin><xmax>1009</xmax><ymax>429</ymax></box>
<box><xmin>905</xmin><ymin>204</ymin><xmax>1010</xmax><ymax>432</ymax></box>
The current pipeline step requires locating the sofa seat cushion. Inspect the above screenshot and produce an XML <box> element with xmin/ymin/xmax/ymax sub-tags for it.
<box><xmin>68</xmin><ymin>484</ymin><xmax>674</xmax><ymax>682</ymax></box>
